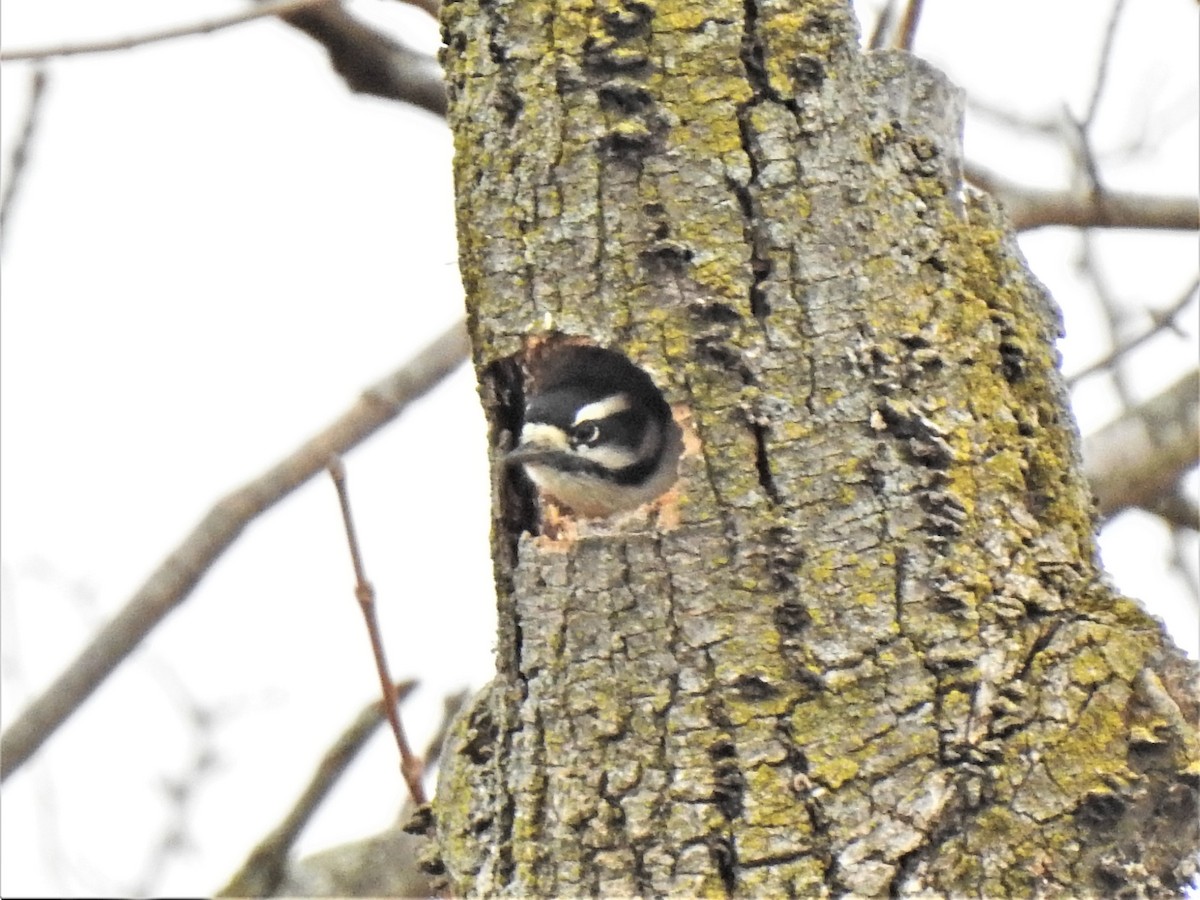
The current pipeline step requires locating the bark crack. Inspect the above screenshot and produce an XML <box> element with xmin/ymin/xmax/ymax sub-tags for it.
<box><xmin>750</xmin><ymin>421</ymin><xmax>782</xmax><ymax>504</ymax></box>
<box><xmin>735</xmin><ymin>0</ymin><xmax>774</xmax><ymax>323</ymax></box>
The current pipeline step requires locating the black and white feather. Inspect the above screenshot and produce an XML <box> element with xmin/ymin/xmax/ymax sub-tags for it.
<box><xmin>506</xmin><ymin>345</ymin><xmax>682</xmax><ymax>518</ymax></box>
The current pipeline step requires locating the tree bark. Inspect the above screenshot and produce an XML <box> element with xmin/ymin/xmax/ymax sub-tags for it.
<box><xmin>432</xmin><ymin>0</ymin><xmax>1200</xmax><ymax>896</ymax></box>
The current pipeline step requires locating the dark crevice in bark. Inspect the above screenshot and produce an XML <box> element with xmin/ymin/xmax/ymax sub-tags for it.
<box><xmin>1014</xmin><ymin>617</ymin><xmax>1067</xmax><ymax>682</ymax></box>
<box><xmin>709</xmin><ymin>736</ymin><xmax>746</xmax><ymax>820</ymax></box>
<box><xmin>600</xmin><ymin>0</ymin><xmax>655</xmax><ymax>41</ymax></box>
<box><xmin>709</xmin><ymin>832</ymin><xmax>739</xmax><ymax>895</ymax></box>
<box><xmin>738</xmin><ymin>0</ymin><xmax>770</xmax><ymax>97</ymax></box>
<box><xmin>889</xmin><ymin>841</ymin><xmax>927</xmax><ymax>898</ymax></box>
<box><xmin>494</xmin><ymin>699</ymin><xmax>518</xmax><ymax>889</ymax></box>
<box><xmin>751</xmin><ymin>423</ymin><xmax>782</xmax><ymax>504</ymax></box>
<box><xmin>774</xmin><ymin>599</ymin><xmax>811</xmax><ymax>634</ymax></box>
<box><xmin>480</xmin><ymin>352</ymin><xmax>537</xmax><ymax>648</ymax></box>
<box><xmin>495</xmin><ymin>83</ymin><xmax>523</xmax><ymax>129</ymax></box>
<box><xmin>483</xmin><ymin>354</ymin><xmax>535</xmax><ymax>567</ymax></box>
<box><xmin>630</xmin><ymin>844</ymin><xmax>653</xmax><ymax>898</ymax></box>
<box><xmin>734</xmin><ymin>674</ymin><xmax>779</xmax><ymax>700</ymax></box>
<box><xmin>586</xmin><ymin>0</ymin><xmax>661</xmax><ymax>164</ymax></box>
<box><xmin>461</xmin><ymin>702</ymin><xmax>499</xmax><ymax>766</ymax></box>
<box><xmin>598</xmin><ymin>79</ymin><xmax>655</xmax><ymax>115</ymax></box>
<box><xmin>735</xmin><ymin>0</ymin><xmax>774</xmax><ymax>322</ymax></box>
<box><xmin>726</xmin><ymin>159</ymin><xmax>771</xmax><ymax>321</ymax></box>
<box><xmin>763</xmin><ymin>526</ymin><xmax>805</xmax><ymax>591</ymax></box>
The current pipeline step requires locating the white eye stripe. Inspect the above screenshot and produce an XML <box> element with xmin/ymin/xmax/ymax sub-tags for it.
<box><xmin>519</xmin><ymin>422</ymin><xmax>569</xmax><ymax>449</ymax></box>
<box><xmin>575</xmin><ymin>443</ymin><xmax>639</xmax><ymax>469</ymax></box>
<box><xmin>572</xmin><ymin>393</ymin><xmax>632</xmax><ymax>426</ymax></box>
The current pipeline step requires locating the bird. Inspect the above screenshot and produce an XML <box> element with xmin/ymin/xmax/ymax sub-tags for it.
<box><xmin>505</xmin><ymin>344</ymin><xmax>682</xmax><ymax>518</ymax></box>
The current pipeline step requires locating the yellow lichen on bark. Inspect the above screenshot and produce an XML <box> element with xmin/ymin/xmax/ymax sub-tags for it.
<box><xmin>435</xmin><ymin>0</ymin><xmax>1200</xmax><ymax>895</ymax></box>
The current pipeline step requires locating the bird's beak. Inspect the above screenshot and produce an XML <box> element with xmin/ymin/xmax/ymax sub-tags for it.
<box><xmin>505</xmin><ymin>423</ymin><xmax>570</xmax><ymax>467</ymax></box>
<box><xmin>504</xmin><ymin>442</ymin><xmax>562</xmax><ymax>467</ymax></box>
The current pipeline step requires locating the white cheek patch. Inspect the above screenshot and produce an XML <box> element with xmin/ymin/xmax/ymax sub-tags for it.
<box><xmin>519</xmin><ymin>422</ymin><xmax>569</xmax><ymax>450</ymax></box>
<box><xmin>572</xmin><ymin>393</ymin><xmax>632</xmax><ymax>426</ymax></box>
<box><xmin>574</xmin><ymin>443</ymin><xmax>639</xmax><ymax>469</ymax></box>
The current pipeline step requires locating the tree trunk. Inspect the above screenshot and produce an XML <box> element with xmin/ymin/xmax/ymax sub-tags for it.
<box><xmin>432</xmin><ymin>0</ymin><xmax>1200</xmax><ymax>895</ymax></box>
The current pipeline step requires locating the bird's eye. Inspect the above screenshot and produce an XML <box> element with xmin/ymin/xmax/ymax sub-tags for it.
<box><xmin>571</xmin><ymin>422</ymin><xmax>602</xmax><ymax>446</ymax></box>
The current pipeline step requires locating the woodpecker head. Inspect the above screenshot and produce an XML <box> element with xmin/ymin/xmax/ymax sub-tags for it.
<box><xmin>505</xmin><ymin>345</ymin><xmax>682</xmax><ymax>518</ymax></box>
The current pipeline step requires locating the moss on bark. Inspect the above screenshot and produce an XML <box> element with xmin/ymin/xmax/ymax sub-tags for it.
<box><xmin>435</xmin><ymin>0</ymin><xmax>1200</xmax><ymax>895</ymax></box>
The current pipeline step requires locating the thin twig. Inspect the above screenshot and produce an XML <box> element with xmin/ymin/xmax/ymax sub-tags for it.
<box><xmin>895</xmin><ymin>0</ymin><xmax>925</xmax><ymax>51</ymax></box>
<box><xmin>1066</xmin><ymin>0</ymin><xmax>1128</xmax><ymax>224</ymax></box>
<box><xmin>0</xmin><ymin>67</ymin><xmax>48</xmax><ymax>254</ymax></box>
<box><xmin>867</xmin><ymin>2</ymin><xmax>897</xmax><ymax>51</ymax></box>
<box><xmin>0</xmin><ymin>0</ymin><xmax>338</xmax><ymax>62</ymax></box>
<box><xmin>1067</xmin><ymin>277</ymin><xmax>1199</xmax><ymax>386</ymax></box>
<box><xmin>1079</xmin><ymin>234</ymin><xmax>1137</xmax><ymax>409</ymax></box>
<box><xmin>328</xmin><ymin>457</ymin><xmax>427</xmax><ymax>807</ymax></box>
<box><xmin>1065</xmin><ymin>114</ymin><xmax>1112</xmax><ymax>224</ymax></box>
<box><xmin>217</xmin><ymin>682</ymin><xmax>417</xmax><ymax>898</ymax></box>
<box><xmin>1083</xmin><ymin>0</ymin><xmax>1128</xmax><ymax>128</ymax></box>
<box><xmin>967</xmin><ymin>99</ymin><xmax>1063</xmax><ymax>139</ymax></box>
<box><xmin>0</xmin><ymin>320</ymin><xmax>470</xmax><ymax>783</ymax></box>
<box><xmin>131</xmin><ymin>708</ymin><xmax>222</xmax><ymax>895</ymax></box>
<box><xmin>965</xmin><ymin>163</ymin><xmax>1199</xmax><ymax>233</ymax></box>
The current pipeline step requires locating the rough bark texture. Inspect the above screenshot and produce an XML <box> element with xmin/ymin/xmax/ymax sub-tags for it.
<box><xmin>433</xmin><ymin>0</ymin><xmax>1200</xmax><ymax>896</ymax></box>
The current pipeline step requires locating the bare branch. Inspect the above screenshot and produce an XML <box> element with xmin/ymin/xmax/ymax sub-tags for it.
<box><xmin>275</xmin><ymin>1</ymin><xmax>447</xmax><ymax>116</ymax></box>
<box><xmin>270</xmin><ymin>687</ymin><xmax>467</xmax><ymax>897</ymax></box>
<box><xmin>1166</xmin><ymin>529</ymin><xmax>1200</xmax><ymax>609</ymax></box>
<box><xmin>1064</xmin><ymin>111</ymin><xmax>1109</xmax><ymax>204</ymax></box>
<box><xmin>895</xmin><ymin>0</ymin><xmax>925</xmax><ymax>51</ymax></box>
<box><xmin>1154</xmin><ymin>493</ymin><xmax>1200</xmax><ymax>534</ymax></box>
<box><xmin>1084</xmin><ymin>371</ymin><xmax>1200</xmax><ymax>521</ymax></box>
<box><xmin>866</xmin><ymin>1</ymin><xmax>922</xmax><ymax>51</ymax></box>
<box><xmin>867</xmin><ymin>2</ymin><xmax>897</xmax><ymax>51</ymax></box>
<box><xmin>0</xmin><ymin>0</ymin><xmax>447</xmax><ymax>118</ymax></box>
<box><xmin>0</xmin><ymin>320</ymin><xmax>470</xmax><ymax>783</ymax></box>
<box><xmin>967</xmin><ymin>98</ymin><xmax>1063</xmax><ymax>139</ymax></box>
<box><xmin>328</xmin><ymin>457</ymin><xmax>427</xmax><ymax>807</ymax></box>
<box><xmin>1067</xmin><ymin>277</ymin><xmax>1199</xmax><ymax>386</ymax></box>
<box><xmin>217</xmin><ymin>681</ymin><xmax>417</xmax><ymax>898</ymax></box>
<box><xmin>0</xmin><ymin>0</ymin><xmax>338</xmax><ymax>62</ymax></box>
<box><xmin>966</xmin><ymin>163</ymin><xmax>1199</xmax><ymax>233</ymax></box>
<box><xmin>278</xmin><ymin>821</ymin><xmax>432</xmax><ymax>896</ymax></box>
<box><xmin>0</xmin><ymin>67</ymin><xmax>48</xmax><ymax>254</ymax></box>
<box><xmin>1076</xmin><ymin>233</ymin><xmax>1139</xmax><ymax>410</ymax></box>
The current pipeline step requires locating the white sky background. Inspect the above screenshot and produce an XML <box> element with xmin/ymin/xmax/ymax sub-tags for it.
<box><xmin>0</xmin><ymin>0</ymin><xmax>1196</xmax><ymax>895</ymax></box>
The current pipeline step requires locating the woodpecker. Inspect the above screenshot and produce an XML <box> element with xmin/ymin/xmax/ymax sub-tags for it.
<box><xmin>505</xmin><ymin>345</ymin><xmax>682</xmax><ymax>518</ymax></box>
